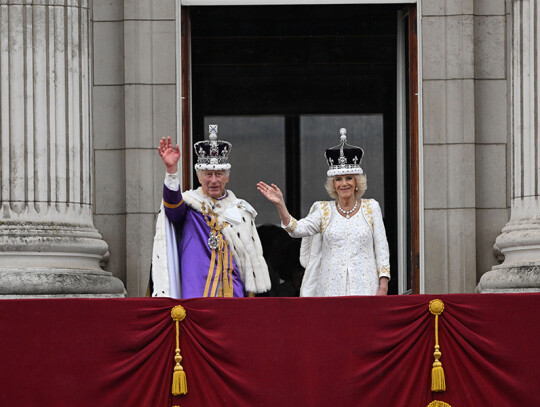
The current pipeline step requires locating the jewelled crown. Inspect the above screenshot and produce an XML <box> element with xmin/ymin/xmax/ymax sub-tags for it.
<box><xmin>325</xmin><ymin>128</ymin><xmax>364</xmax><ymax>177</ymax></box>
<box><xmin>194</xmin><ymin>124</ymin><xmax>232</xmax><ymax>171</ymax></box>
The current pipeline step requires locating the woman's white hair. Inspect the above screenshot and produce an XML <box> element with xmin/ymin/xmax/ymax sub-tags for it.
<box><xmin>325</xmin><ymin>174</ymin><xmax>367</xmax><ymax>200</ymax></box>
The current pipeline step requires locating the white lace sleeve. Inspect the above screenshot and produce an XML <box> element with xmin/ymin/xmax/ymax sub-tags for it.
<box><xmin>281</xmin><ymin>202</ymin><xmax>323</xmax><ymax>238</ymax></box>
<box><xmin>164</xmin><ymin>171</ymin><xmax>180</xmax><ymax>191</ymax></box>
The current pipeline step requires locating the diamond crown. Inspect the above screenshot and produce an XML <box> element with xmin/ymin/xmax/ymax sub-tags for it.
<box><xmin>325</xmin><ymin>128</ymin><xmax>364</xmax><ymax>176</ymax></box>
<box><xmin>193</xmin><ymin>124</ymin><xmax>232</xmax><ymax>167</ymax></box>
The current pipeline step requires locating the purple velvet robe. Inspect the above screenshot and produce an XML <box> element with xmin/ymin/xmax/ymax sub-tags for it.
<box><xmin>163</xmin><ymin>185</ymin><xmax>245</xmax><ymax>299</ymax></box>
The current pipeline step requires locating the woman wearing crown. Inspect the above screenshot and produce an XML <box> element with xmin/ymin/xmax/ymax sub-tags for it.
<box><xmin>257</xmin><ymin>128</ymin><xmax>390</xmax><ymax>297</ymax></box>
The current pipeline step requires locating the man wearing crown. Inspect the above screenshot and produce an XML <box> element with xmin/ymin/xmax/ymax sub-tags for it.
<box><xmin>150</xmin><ymin>125</ymin><xmax>271</xmax><ymax>299</ymax></box>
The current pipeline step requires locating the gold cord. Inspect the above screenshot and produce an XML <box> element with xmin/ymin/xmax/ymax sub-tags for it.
<box><xmin>171</xmin><ymin>306</ymin><xmax>188</xmax><ymax>396</ymax></box>
<box><xmin>429</xmin><ymin>299</ymin><xmax>446</xmax><ymax>392</ymax></box>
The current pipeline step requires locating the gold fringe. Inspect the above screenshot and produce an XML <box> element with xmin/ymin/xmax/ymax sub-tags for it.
<box><xmin>171</xmin><ymin>306</ymin><xmax>188</xmax><ymax>396</ymax></box>
<box><xmin>172</xmin><ymin>367</ymin><xmax>187</xmax><ymax>396</ymax></box>
<box><xmin>431</xmin><ymin>357</ymin><xmax>445</xmax><ymax>392</ymax></box>
<box><xmin>429</xmin><ymin>299</ymin><xmax>446</xmax><ymax>392</ymax></box>
<box><xmin>427</xmin><ymin>401</ymin><xmax>452</xmax><ymax>407</ymax></box>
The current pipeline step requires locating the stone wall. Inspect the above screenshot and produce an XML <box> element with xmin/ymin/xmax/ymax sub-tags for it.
<box><xmin>422</xmin><ymin>0</ymin><xmax>479</xmax><ymax>293</ymax></box>
<box><xmin>92</xmin><ymin>0</ymin><xmax>177</xmax><ymax>296</ymax></box>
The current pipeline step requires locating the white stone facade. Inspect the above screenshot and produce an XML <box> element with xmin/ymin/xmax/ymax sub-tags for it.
<box><xmin>1</xmin><ymin>0</ymin><xmax>537</xmax><ymax>296</ymax></box>
<box><xmin>477</xmin><ymin>0</ymin><xmax>540</xmax><ymax>292</ymax></box>
<box><xmin>422</xmin><ymin>0</ymin><xmax>510</xmax><ymax>293</ymax></box>
<box><xmin>0</xmin><ymin>0</ymin><xmax>125</xmax><ymax>297</ymax></box>
<box><xmin>92</xmin><ymin>0</ymin><xmax>177</xmax><ymax>296</ymax></box>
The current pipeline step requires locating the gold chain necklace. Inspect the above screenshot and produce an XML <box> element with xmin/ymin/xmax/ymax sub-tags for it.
<box><xmin>201</xmin><ymin>202</ymin><xmax>229</xmax><ymax>250</ymax></box>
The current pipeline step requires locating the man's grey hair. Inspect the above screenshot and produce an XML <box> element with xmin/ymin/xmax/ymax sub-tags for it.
<box><xmin>195</xmin><ymin>168</ymin><xmax>231</xmax><ymax>177</ymax></box>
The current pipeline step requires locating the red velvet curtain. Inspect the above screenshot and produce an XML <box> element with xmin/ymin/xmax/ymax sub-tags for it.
<box><xmin>1</xmin><ymin>294</ymin><xmax>539</xmax><ymax>407</ymax></box>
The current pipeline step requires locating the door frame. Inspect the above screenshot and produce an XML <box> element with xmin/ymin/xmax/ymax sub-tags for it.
<box><xmin>175</xmin><ymin>0</ymin><xmax>423</xmax><ymax>294</ymax></box>
<box><xmin>397</xmin><ymin>5</ymin><xmax>420</xmax><ymax>294</ymax></box>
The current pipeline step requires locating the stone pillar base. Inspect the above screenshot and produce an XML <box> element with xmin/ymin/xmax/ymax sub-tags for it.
<box><xmin>0</xmin><ymin>219</ymin><xmax>126</xmax><ymax>298</ymax></box>
<box><xmin>477</xmin><ymin>263</ymin><xmax>540</xmax><ymax>293</ymax></box>
<box><xmin>0</xmin><ymin>268</ymin><xmax>126</xmax><ymax>298</ymax></box>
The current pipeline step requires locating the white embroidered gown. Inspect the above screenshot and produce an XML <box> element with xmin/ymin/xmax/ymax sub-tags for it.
<box><xmin>283</xmin><ymin>199</ymin><xmax>390</xmax><ymax>296</ymax></box>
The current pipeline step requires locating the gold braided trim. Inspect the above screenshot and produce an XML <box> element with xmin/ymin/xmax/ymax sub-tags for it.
<box><xmin>377</xmin><ymin>265</ymin><xmax>390</xmax><ymax>277</ymax></box>
<box><xmin>201</xmin><ymin>202</ymin><xmax>232</xmax><ymax>298</ymax></box>
<box><xmin>203</xmin><ymin>243</ymin><xmax>217</xmax><ymax>297</ymax></box>
<box><xmin>285</xmin><ymin>218</ymin><xmax>298</xmax><ymax>233</ymax></box>
<box><xmin>361</xmin><ymin>199</ymin><xmax>373</xmax><ymax>228</ymax></box>
<box><xmin>320</xmin><ymin>201</ymin><xmax>331</xmax><ymax>233</ymax></box>
<box><xmin>163</xmin><ymin>199</ymin><xmax>184</xmax><ymax>209</ymax></box>
<box><xmin>223</xmin><ymin>242</ymin><xmax>233</xmax><ymax>297</ymax></box>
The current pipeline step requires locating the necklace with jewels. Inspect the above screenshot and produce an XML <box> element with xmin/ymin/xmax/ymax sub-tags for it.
<box><xmin>336</xmin><ymin>199</ymin><xmax>358</xmax><ymax>219</ymax></box>
<box><xmin>201</xmin><ymin>202</ymin><xmax>229</xmax><ymax>250</ymax></box>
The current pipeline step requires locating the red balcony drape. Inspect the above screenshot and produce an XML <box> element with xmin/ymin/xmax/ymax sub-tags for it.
<box><xmin>1</xmin><ymin>294</ymin><xmax>539</xmax><ymax>406</ymax></box>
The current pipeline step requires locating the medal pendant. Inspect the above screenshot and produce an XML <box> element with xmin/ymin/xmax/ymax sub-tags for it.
<box><xmin>208</xmin><ymin>233</ymin><xmax>220</xmax><ymax>250</ymax></box>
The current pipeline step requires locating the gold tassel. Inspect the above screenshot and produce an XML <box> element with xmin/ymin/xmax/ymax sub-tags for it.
<box><xmin>427</xmin><ymin>401</ymin><xmax>452</xmax><ymax>407</ymax></box>
<box><xmin>429</xmin><ymin>299</ymin><xmax>446</xmax><ymax>392</ymax></box>
<box><xmin>172</xmin><ymin>365</ymin><xmax>187</xmax><ymax>396</ymax></box>
<box><xmin>171</xmin><ymin>306</ymin><xmax>188</xmax><ymax>396</ymax></box>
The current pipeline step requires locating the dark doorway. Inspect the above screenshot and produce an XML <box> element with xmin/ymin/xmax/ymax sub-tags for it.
<box><xmin>189</xmin><ymin>4</ymin><xmax>404</xmax><ymax>295</ymax></box>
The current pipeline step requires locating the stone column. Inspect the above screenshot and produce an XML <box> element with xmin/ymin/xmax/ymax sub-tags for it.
<box><xmin>0</xmin><ymin>0</ymin><xmax>125</xmax><ymax>297</ymax></box>
<box><xmin>478</xmin><ymin>0</ymin><xmax>540</xmax><ymax>292</ymax></box>
<box><xmin>422</xmin><ymin>3</ymin><xmax>477</xmax><ymax>293</ymax></box>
